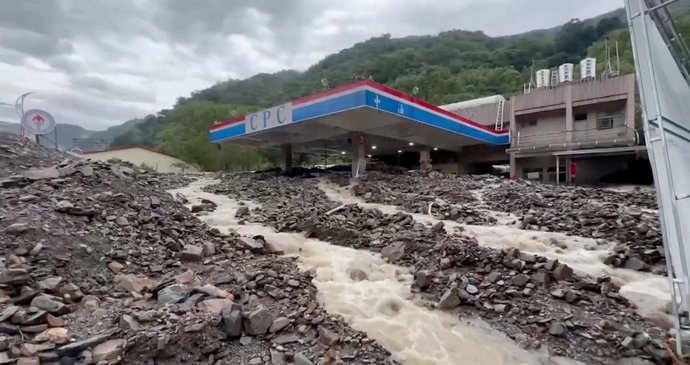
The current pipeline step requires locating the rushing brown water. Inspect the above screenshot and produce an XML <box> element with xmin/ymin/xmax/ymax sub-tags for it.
<box><xmin>172</xmin><ymin>179</ymin><xmax>583</xmax><ymax>365</ymax></box>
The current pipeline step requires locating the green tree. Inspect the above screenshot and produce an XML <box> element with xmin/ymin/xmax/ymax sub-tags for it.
<box><xmin>552</xmin><ymin>19</ymin><xmax>598</xmax><ymax>64</ymax></box>
<box><xmin>156</xmin><ymin>101</ymin><xmax>269</xmax><ymax>171</ymax></box>
<box><xmin>596</xmin><ymin>17</ymin><xmax>624</xmax><ymax>38</ymax></box>
<box><xmin>587</xmin><ymin>28</ymin><xmax>635</xmax><ymax>75</ymax></box>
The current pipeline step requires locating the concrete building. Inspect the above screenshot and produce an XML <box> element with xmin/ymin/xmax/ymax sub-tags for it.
<box><xmin>207</xmin><ymin>77</ymin><xmax>646</xmax><ymax>185</ymax></box>
<box><xmin>82</xmin><ymin>147</ymin><xmax>198</xmax><ymax>173</ymax></box>
<box><xmin>438</xmin><ymin>73</ymin><xmax>646</xmax><ymax>185</ymax></box>
<box><xmin>507</xmin><ymin>73</ymin><xmax>644</xmax><ymax>185</ymax></box>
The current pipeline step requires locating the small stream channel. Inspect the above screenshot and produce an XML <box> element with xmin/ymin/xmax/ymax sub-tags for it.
<box><xmin>317</xmin><ymin>180</ymin><xmax>671</xmax><ymax>321</ymax></box>
<box><xmin>171</xmin><ymin>179</ymin><xmax>581</xmax><ymax>365</ymax></box>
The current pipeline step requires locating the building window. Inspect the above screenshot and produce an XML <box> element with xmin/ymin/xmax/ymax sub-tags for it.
<box><xmin>520</xmin><ymin>120</ymin><xmax>537</xmax><ymax>128</ymax></box>
<box><xmin>575</xmin><ymin>113</ymin><xmax>587</xmax><ymax>121</ymax></box>
<box><xmin>596</xmin><ymin>113</ymin><xmax>624</xmax><ymax>130</ymax></box>
<box><xmin>597</xmin><ymin>117</ymin><xmax>614</xmax><ymax>130</ymax></box>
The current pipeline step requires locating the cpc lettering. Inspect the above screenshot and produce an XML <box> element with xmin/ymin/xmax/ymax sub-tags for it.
<box><xmin>276</xmin><ymin>105</ymin><xmax>286</xmax><ymax>124</ymax></box>
<box><xmin>249</xmin><ymin>114</ymin><xmax>259</xmax><ymax>131</ymax></box>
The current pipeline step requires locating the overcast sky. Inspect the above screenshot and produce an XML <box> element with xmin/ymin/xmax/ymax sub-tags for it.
<box><xmin>0</xmin><ymin>0</ymin><xmax>624</xmax><ymax>130</ymax></box>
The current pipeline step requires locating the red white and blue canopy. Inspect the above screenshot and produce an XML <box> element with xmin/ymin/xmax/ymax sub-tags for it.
<box><xmin>209</xmin><ymin>80</ymin><xmax>509</xmax><ymax>153</ymax></box>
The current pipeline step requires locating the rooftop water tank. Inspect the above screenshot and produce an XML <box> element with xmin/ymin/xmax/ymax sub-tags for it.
<box><xmin>558</xmin><ymin>63</ymin><xmax>574</xmax><ymax>83</ymax></box>
<box><xmin>536</xmin><ymin>69</ymin><xmax>550</xmax><ymax>88</ymax></box>
<box><xmin>580</xmin><ymin>58</ymin><xmax>597</xmax><ymax>79</ymax></box>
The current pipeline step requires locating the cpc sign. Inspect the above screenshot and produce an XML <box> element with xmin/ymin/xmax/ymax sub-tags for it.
<box><xmin>245</xmin><ymin>103</ymin><xmax>292</xmax><ymax>134</ymax></box>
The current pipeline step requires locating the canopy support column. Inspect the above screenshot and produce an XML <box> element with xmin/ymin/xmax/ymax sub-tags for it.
<box><xmin>350</xmin><ymin>132</ymin><xmax>366</xmax><ymax>178</ymax></box>
<box><xmin>420</xmin><ymin>149</ymin><xmax>432</xmax><ymax>175</ymax></box>
<box><xmin>280</xmin><ymin>144</ymin><xmax>292</xmax><ymax>174</ymax></box>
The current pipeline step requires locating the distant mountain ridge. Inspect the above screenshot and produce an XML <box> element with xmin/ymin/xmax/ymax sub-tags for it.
<box><xmin>89</xmin><ymin>118</ymin><xmax>145</xmax><ymax>142</ymax></box>
<box><xmin>505</xmin><ymin>8</ymin><xmax>626</xmax><ymax>39</ymax></box>
<box><xmin>0</xmin><ymin>121</ymin><xmax>98</xmax><ymax>150</ymax></box>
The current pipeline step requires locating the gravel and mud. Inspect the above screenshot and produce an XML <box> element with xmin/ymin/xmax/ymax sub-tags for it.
<box><xmin>0</xmin><ymin>132</ymin><xmax>675</xmax><ymax>365</ymax></box>
<box><xmin>205</xmin><ymin>170</ymin><xmax>671</xmax><ymax>365</ymax></box>
<box><xmin>0</xmin><ymin>133</ymin><xmax>396</xmax><ymax>365</ymax></box>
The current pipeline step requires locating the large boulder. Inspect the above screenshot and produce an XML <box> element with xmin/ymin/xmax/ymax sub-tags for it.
<box><xmin>157</xmin><ymin>284</ymin><xmax>191</xmax><ymax>305</ymax></box>
<box><xmin>243</xmin><ymin>307</ymin><xmax>273</xmax><ymax>336</ymax></box>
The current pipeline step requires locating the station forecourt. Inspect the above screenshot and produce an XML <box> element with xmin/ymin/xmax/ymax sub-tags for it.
<box><xmin>208</xmin><ymin>80</ymin><xmax>510</xmax><ymax>176</ymax></box>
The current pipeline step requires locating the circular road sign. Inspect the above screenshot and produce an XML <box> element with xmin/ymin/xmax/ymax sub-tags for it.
<box><xmin>21</xmin><ymin>109</ymin><xmax>56</xmax><ymax>135</ymax></box>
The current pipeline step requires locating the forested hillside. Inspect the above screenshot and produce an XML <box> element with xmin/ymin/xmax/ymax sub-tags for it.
<box><xmin>180</xmin><ymin>15</ymin><xmax>625</xmax><ymax>108</ymax></box>
<box><xmin>109</xmin><ymin>10</ymin><xmax>690</xmax><ymax>171</ymax></box>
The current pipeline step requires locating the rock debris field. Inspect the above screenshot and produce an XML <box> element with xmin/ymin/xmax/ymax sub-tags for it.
<box><xmin>0</xmin><ymin>131</ymin><xmax>676</xmax><ymax>365</ymax></box>
<box><xmin>0</xmin><ymin>133</ymin><xmax>394</xmax><ymax>365</ymax></box>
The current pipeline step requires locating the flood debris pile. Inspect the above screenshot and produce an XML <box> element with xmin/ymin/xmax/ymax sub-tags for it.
<box><xmin>209</xmin><ymin>172</ymin><xmax>670</xmax><ymax>365</ymax></box>
<box><xmin>0</xmin><ymin>133</ymin><xmax>396</xmax><ymax>365</ymax></box>
<box><xmin>351</xmin><ymin>170</ymin><xmax>662</xmax><ymax>275</ymax></box>
<box><xmin>122</xmin><ymin>255</ymin><xmax>396</xmax><ymax>365</ymax></box>
<box><xmin>0</xmin><ymin>134</ymin><xmax>65</xmax><ymax>178</ymax></box>
<box><xmin>351</xmin><ymin>172</ymin><xmax>496</xmax><ymax>225</ymax></box>
<box><xmin>482</xmin><ymin>179</ymin><xmax>663</xmax><ymax>274</ymax></box>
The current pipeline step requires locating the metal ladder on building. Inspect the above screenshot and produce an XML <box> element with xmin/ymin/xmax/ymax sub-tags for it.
<box><xmin>494</xmin><ymin>98</ymin><xmax>505</xmax><ymax>131</ymax></box>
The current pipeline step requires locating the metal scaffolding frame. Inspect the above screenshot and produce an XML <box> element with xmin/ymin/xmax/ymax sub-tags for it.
<box><xmin>626</xmin><ymin>0</ymin><xmax>690</xmax><ymax>354</ymax></box>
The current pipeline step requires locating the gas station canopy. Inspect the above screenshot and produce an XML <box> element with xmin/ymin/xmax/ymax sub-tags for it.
<box><xmin>208</xmin><ymin>80</ymin><xmax>509</xmax><ymax>154</ymax></box>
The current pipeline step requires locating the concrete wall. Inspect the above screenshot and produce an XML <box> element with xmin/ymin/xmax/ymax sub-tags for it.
<box><xmin>571</xmin><ymin>74</ymin><xmax>635</xmax><ymax>105</ymax></box>
<box><xmin>512</xmin><ymin>74</ymin><xmax>634</xmax><ymax>114</ymax></box>
<box><xmin>510</xmin><ymin>75</ymin><xmax>635</xmax><ymax>152</ymax></box>
<box><xmin>513</xmin><ymin>156</ymin><xmax>557</xmax><ymax>182</ymax></box>
<box><xmin>574</xmin><ymin>104</ymin><xmax>627</xmax><ymax>130</ymax></box>
<box><xmin>515</xmin><ymin>104</ymin><xmax>627</xmax><ymax>134</ymax></box>
<box><xmin>457</xmin><ymin>144</ymin><xmax>508</xmax><ymax>164</ymax></box>
<box><xmin>586</xmin><ymin>111</ymin><xmax>597</xmax><ymax>130</ymax></box>
<box><xmin>84</xmin><ymin>148</ymin><xmax>198</xmax><ymax>173</ymax></box>
<box><xmin>571</xmin><ymin>155</ymin><xmax>637</xmax><ymax>185</ymax></box>
<box><xmin>513</xmin><ymin>154</ymin><xmax>638</xmax><ymax>185</ymax></box>
<box><xmin>432</xmin><ymin>144</ymin><xmax>509</xmax><ymax>174</ymax></box>
<box><xmin>575</xmin><ymin>102</ymin><xmax>629</xmax><ymax>141</ymax></box>
<box><xmin>513</xmin><ymin>86</ymin><xmax>567</xmax><ymax>113</ymax></box>
<box><xmin>515</xmin><ymin>112</ymin><xmax>565</xmax><ymax>143</ymax></box>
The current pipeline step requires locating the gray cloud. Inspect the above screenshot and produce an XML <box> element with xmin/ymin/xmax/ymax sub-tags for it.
<box><xmin>70</xmin><ymin>74</ymin><xmax>156</xmax><ymax>103</ymax></box>
<box><xmin>0</xmin><ymin>0</ymin><xmax>624</xmax><ymax>130</ymax></box>
<box><xmin>0</xmin><ymin>29</ymin><xmax>73</xmax><ymax>58</ymax></box>
<box><xmin>0</xmin><ymin>1</ymin><xmax>62</xmax><ymax>35</ymax></box>
<box><xmin>0</xmin><ymin>49</ymin><xmax>29</xmax><ymax>67</ymax></box>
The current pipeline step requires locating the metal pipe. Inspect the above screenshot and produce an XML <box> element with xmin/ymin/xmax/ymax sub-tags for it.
<box><xmin>646</xmin><ymin>0</ymin><xmax>679</xmax><ymax>14</ymax></box>
<box><xmin>14</xmin><ymin>92</ymin><xmax>34</xmax><ymax>138</ymax></box>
